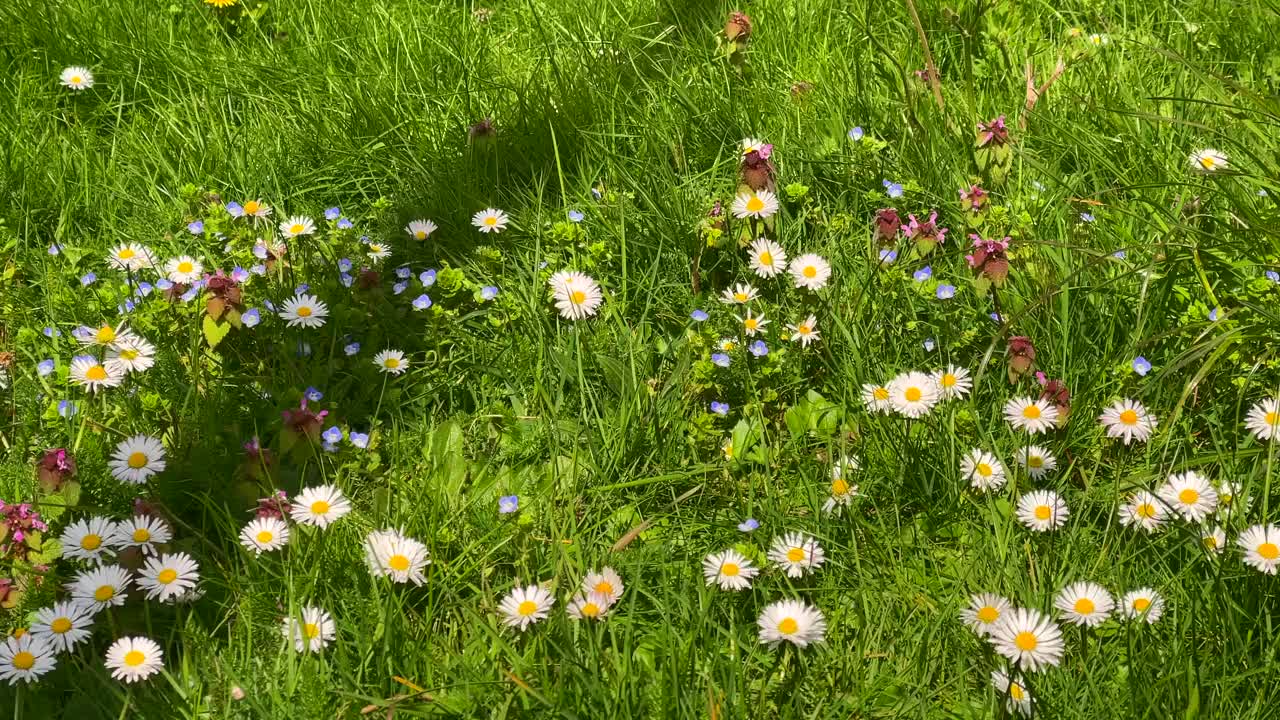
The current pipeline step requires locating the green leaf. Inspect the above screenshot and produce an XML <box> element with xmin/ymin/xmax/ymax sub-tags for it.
<box><xmin>202</xmin><ymin>315</ymin><xmax>231</xmax><ymax>348</ymax></box>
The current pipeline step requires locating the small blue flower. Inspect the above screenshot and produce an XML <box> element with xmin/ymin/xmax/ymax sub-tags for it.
<box><xmin>321</xmin><ymin>426</ymin><xmax>343</xmax><ymax>444</ymax></box>
<box><xmin>226</xmin><ymin>201</ymin><xmax>244</xmax><ymax>216</ymax></box>
<box><xmin>71</xmin><ymin>327</ymin><xmax>93</xmax><ymax>341</ymax></box>
<box><xmin>990</xmin><ymin>312</ymin><xmax>1003</xmax><ymax>323</ymax></box>
<box><xmin>263</xmin><ymin>299</ymin><xmax>276</xmax><ymax>312</ymax></box>
<box><xmin>1258</xmin><ymin>189</ymin><xmax>1269</xmax><ymax>197</ymax></box>
<box><xmin>349</xmin><ymin>432</ymin><xmax>370</xmax><ymax>449</ymax></box>
<box><xmin>738</xmin><ymin>518</ymin><xmax>759</xmax><ymax>532</ymax></box>
<box><xmin>749</xmin><ymin>340</ymin><xmax>768</xmax><ymax>357</ymax></box>
<box><xmin>80</xmin><ymin>272</ymin><xmax>97</xmax><ymax>286</ymax></box>
<box><xmin>306</xmin><ymin>386</ymin><xmax>323</xmax><ymax>402</ymax></box>
<box><xmin>344</xmin><ymin>342</ymin><xmax>361</xmax><ymax>356</ymax></box>
<box><xmin>37</xmin><ymin>359</ymin><xmax>55</xmax><ymax>377</ymax></box>
<box><xmin>848</xmin><ymin>127</ymin><xmax>864</xmax><ymax>141</ymax></box>
<box><xmin>42</xmin><ymin>327</ymin><xmax>61</xmax><ymax>338</ymax></box>
<box><xmin>393</xmin><ymin>281</ymin><xmax>408</xmax><ymax>295</ymax></box>
<box><xmin>591</xmin><ymin>186</ymin><xmax>603</xmax><ymax>201</ymax></box>
<box><xmin>325</xmin><ymin>207</ymin><xmax>341</xmax><ymax>221</ymax></box>
<box><xmin>57</xmin><ymin>400</ymin><xmax>78</xmax><ymax>418</ymax></box>
<box><xmin>250</xmin><ymin>264</ymin><xmax>267</xmax><ymax>276</ymax></box>
<box><xmin>1266</xmin><ymin>270</ymin><xmax>1279</xmax><ymax>283</ymax></box>
<box><xmin>339</xmin><ymin>273</ymin><xmax>354</xmax><ymax>287</ymax></box>
<box><xmin>294</xmin><ymin>284</ymin><xmax>310</xmax><ymax>294</ymax></box>
<box><xmin>710</xmin><ymin>401</ymin><xmax>730</xmax><ymax>416</ymax></box>
<box><xmin>1209</xmin><ymin>307</ymin><xmax>1220</xmax><ymax>321</ymax></box>
<box><xmin>48</xmin><ymin>244</ymin><xmax>61</xmax><ymax>256</ymax></box>
<box><xmin>923</xmin><ymin>338</ymin><xmax>936</xmax><ymax>352</ymax></box>
<box><xmin>396</xmin><ymin>266</ymin><xmax>412</xmax><ymax>279</ymax></box>
<box><xmin>499</xmin><ymin>495</ymin><xmax>520</xmax><ymax>514</ymax></box>
<box><xmin>878</xmin><ymin>249</ymin><xmax>898</xmax><ymax>264</ymax></box>
<box><xmin>913</xmin><ymin>266</ymin><xmax>932</xmax><ymax>282</ymax></box>
<box><xmin>1080</xmin><ymin>212</ymin><xmax>1095</xmax><ymax>223</ymax></box>
<box><xmin>1133</xmin><ymin>356</ymin><xmax>1151</xmax><ymax>376</ymax></box>
<box><xmin>321</xmin><ymin>441</ymin><xmax>339</xmax><ymax>453</ymax></box>
<box><xmin>711</xmin><ymin>353</ymin><xmax>731</xmax><ymax>367</ymax></box>
<box><xmin>1112</xmin><ymin>250</ymin><xmax>1127</xmax><ymax>260</ymax></box>
<box><xmin>242</xmin><ymin>308</ymin><xmax>261</xmax><ymax>327</ymax></box>
<box><xmin>338</xmin><ymin>258</ymin><xmax>353</xmax><ymax>273</ymax></box>
<box><xmin>224</xmin><ymin>266</ymin><xmax>247</xmax><ymax>283</ymax></box>
<box><xmin>883</xmin><ymin>180</ymin><xmax>904</xmax><ymax>199</ymax></box>
<box><xmin>157</xmin><ymin>278</ymin><xmax>174</xmax><ymax>291</ymax></box>
<box><xmin>690</xmin><ymin>309</ymin><xmax>709</xmax><ymax>322</ymax></box>
<box><xmin>135</xmin><ymin>282</ymin><xmax>153</xmax><ymax>297</ymax></box>
<box><xmin>420</xmin><ymin>269</ymin><xmax>437</xmax><ymax>287</ymax></box>
<box><xmin>187</xmin><ymin>220</ymin><xmax>204</xmax><ymax>235</ymax></box>
<box><xmin>568</xmin><ymin>209</ymin><xmax>585</xmax><ymax>223</ymax></box>
<box><xmin>412</xmin><ymin>294</ymin><xmax>433</xmax><ymax>310</ymax></box>
<box><xmin>121</xmin><ymin>299</ymin><xmax>136</xmax><ymax>314</ymax></box>
<box><xmin>337</xmin><ymin>218</ymin><xmax>353</xmax><ymax>230</ymax></box>
<box><xmin>252</xmin><ymin>240</ymin><xmax>268</xmax><ymax>259</ymax></box>
<box><xmin>180</xmin><ymin>286</ymin><xmax>199</xmax><ymax>302</ymax></box>
<box><xmin>936</xmin><ymin>284</ymin><xmax>956</xmax><ymax>299</ymax></box>
<box><xmin>480</xmin><ymin>285</ymin><xmax>499</xmax><ymax>301</ymax></box>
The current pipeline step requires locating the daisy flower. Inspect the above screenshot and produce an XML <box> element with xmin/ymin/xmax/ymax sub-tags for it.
<box><xmin>498</xmin><ymin>584</ymin><xmax>554</xmax><ymax>630</ymax></box>
<box><xmin>566</xmin><ymin>592</ymin><xmax>613</xmax><ymax>621</ymax></box>
<box><xmin>363</xmin><ymin>529</ymin><xmax>430</xmax><ymax>585</ymax></box>
<box><xmin>1099</xmin><ymin>399</ymin><xmax>1157</xmax><ymax>444</ymax></box>
<box><xmin>961</xmin><ymin>449</ymin><xmax>1007</xmax><ymax>492</ymax></box>
<box><xmin>164</xmin><ymin>255</ymin><xmax>203</xmax><ymax>284</ymax></box>
<box><xmin>104</xmin><ymin>636</ymin><xmax>163</xmax><ymax>683</ymax></box>
<box><xmin>581</xmin><ymin>567</ymin><xmax>624</xmax><ymax>605</ymax></box>
<box><xmin>282</xmin><ymin>606</ymin><xmax>336</xmax><ymax>653</ymax></box>
<box><xmin>1238</xmin><ymin>523</ymin><xmax>1280</xmax><ymax>575</ymax></box>
<box><xmin>0</xmin><ymin>635</ymin><xmax>56</xmax><ymax>685</ymax></box>
<box><xmin>991</xmin><ymin>669</ymin><xmax>1033</xmax><ymax>717</ymax></box>
<box><xmin>960</xmin><ymin>593</ymin><xmax>1012</xmax><ymax>636</ymax></box>
<box><xmin>789</xmin><ymin>253</ymin><xmax>831</xmax><ymax>291</ymax></box>
<box><xmin>112</xmin><ymin>515</ymin><xmax>172</xmax><ymax>556</ymax></box>
<box><xmin>70</xmin><ymin>356</ymin><xmax>124</xmax><ymax>392</ymax></box>
<box><xmin>861</xmin><ymin>382</ymin><xmax>893</xmax><ymax>413</ymax></box>
<box><xmin>932</xmin><ymin>365</ymin><xmax>972</xmax><ymax>400</ymax></box>
<box><xmin>366</xmin><ymin>241</ymin><xmax>392</xmax><ymax>261</ymax></box>
<box><xmin>702</xmin><ymin>549</ymin><xmax>759</xmax><ymax>591</ymax></box>
<box><xmin>69</xmin><ymin>565</ymin><xmax>133</xmax><ymax>610</ymax></box>
<box><xmin>406</xmin><ymin>219</ymin><xmax>438</xmax><ymax>240</ymax></box>
<box><xmin>81</xmin><ymin>323</ymin><xmax>134</xmax><ymax>348</ymax></box>
<box><xmin>1013</xmin><ymin>445</ymin><xmax>1057</xmax><ymax>479</ymax></box>
<box><xmin>549</xmin><ymin>271</ymin><xmax>604</xmax><ymax>320</ymax></box>
<box><xmin>747</xmin><ymin>237</ymin><xmax>787</xmax><ymax>278</ymax></box>
<box><xmin>60</xmin><ymin>66</ymin><xmax>94</xmax><ymax>90</ymax></box>
<box><xmin>290</xmin><ymin>485</ymin><xmax>351</xmax><ymax>529</ymax></box>
<box><xmin>1201</xmin><ymin>525</ymin><xmax>1227</xmax><ymax>555</ymax></box>
<box><xmin>235</xmin><ymin>199</ymin><xmax>272</xmax><ymax>218</ymax></box>
<box><xmin>107</xmin><ymin>435</ymin><xmax>166</xmax><ymax>485</ymax></box>
<box><xmin>989</xmin><ymin>608</ymin><xmax>1065</xmax><ymax>672</ymax></box>
<box><xmin>373</xmin><ymin>349</ymin><xmax>408</xmax><ymax>375</ymax></box>
<box><xmin>278</xmin><ymin>293</ymin><xmax>328</xmax><ymax>329</ymax></box>
<box><xmin>279</xmin><ymin>216</ymin><xmax>315</xmax><ymax>238</ymax></box>
<box><xmin>1053</xmin><ymin>582</ymin><xmax>1114</xmax><ymax>628</ymax></box>
<box><xmin>240</xmin><ymin>517</ymin><xmax>290</xmax><ymax>555</ymax></box>
<box><xmin>767</xmin><ymin>532</ymin><xmax>825</xmax><ymax>578</ymax></box>
<box><xmin>1119</xmin><ymin>588</ymin><xmax>1165</xmax><ymax>624</ymax></box>
<box><xmin>1016</xmin><ymin>490</ymin><xmax>1069</xmax><ymax>532</ymax></box>
<box><xmin>136</xmin><ymin>552</ymin><xmax>200</xmax><ymax>602</ymax></box>
<box><xmin>719</xmin><ymin>283</ymin><xmax>758</xmax><ymax>304</ymax></box>
<box><xmin>106</xmin><ymin>335</ymin><xmax>157</xmax><ymax>374</ymax></box>
<box><xmin>472</xmin><ymin>208</ymin><xmax>509</xmax><ymax>233</ymax></box>
<box><xmin>107</xmin><ymin>243</ymin><xmax>152</xmax><ymax>271</ymax></box>
<box><xmin>738</xmin><ymin>309</ymin><xmax>768</xmax><ymax>336</ymax></box>
<box><xmin>1158</xmin><ymin>471</ymin><xmax>1218</xmax><ymax>522</ymax></box>
<box><xmin>757</xmin><ymin>600</ymin><xmax>826</xmax><ymax>648</ymax></box>
<box><xmin>787</xmin><ymin>315</ymin><xmax>820</xmax><ymax>347</ymax></box>
<box><xmin>1217</xmin><ymin>480</ymin><xmax>1250</xmax><ymax>519</ymax></box>
<box><xmin>1190</xmin><ymin>149</ymin><xmax>1228</xmax><ymax>174</ymax></box>
<box><xmin>59</xmin><ymin>516</ymin><xmax>115</xmax><ymax>563</ymax></box>
<box><xmin>30</xmin><ymin>601</ymin><xmax>96</xmax><ymax>654</ymax></box>
<box><xmin>731</xmin><ymin>189</ymin><xmax>779</xmax><ymax>220</ymax></box>
<box><xmin>1004</xmin><ymin>397</ymin><xmax>1059</xmax><ymax>434</ymax></box>
<box><xmin>1244</xmin><ymin>398</ymin><xmax>1280</xmax><ymax>441</ymax></box>
<box><xmin>1119</xmin><ymin>491</ymin><xmax>1167</xmax><ymax>533</ymax></box>
<box><xmin>887</xmin><ymin>371</ymin><xmax>940</xmax><ymax>418</ymax></box>
<box><xmin>741</xmin><ymin>137</ymin><xmax>766</xmax><ymax>155</ymax></box>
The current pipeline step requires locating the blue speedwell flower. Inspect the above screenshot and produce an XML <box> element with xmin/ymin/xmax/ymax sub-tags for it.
<box><xmin>306</xmin><ymin>387</ymin><xmax>323</xmax><ymax>402</ymax></box>
<box><xmin>883</xmin><ymin>180</ymin><xmax>904</xmax><ymax>199</ymax></box>
<box><xmin>37</xmin><ymin>359</ymin><xmax>55</xmax><ymax>376</ymax></box>
<box><xmin>749</xmin><ymin>340</ymin><xmax>768</xmax><ymax>357</ymax></box>
<box><xmin>879</xmin><ymin>249</ymin><xmax>898</xmax><ymax>264</ymax></box>
<box><xmin>412</xmin><ymin>294</ymin><xmax>432</xmax><ymax>310</ymax></box>
<box><xmin>1266</xmin><ymin>270</ymin><xmax>1279</xmax><ymax>283</ymax></box>
<box><xmin>1133</xmin><ymin>356</ymin><xmax>1151</xmax><ymax>376</ymax></box>
<box><xmin>710</xmin><ymin>401</ymin><xmax>730</xmax><ymax>416</ymax></box>
<box><xmin>499</xmin><ymin>495</ymin><xmax>519</xmax><ymax>514</ymax></box>
<box><xmin>344</xmin><ymin>342</ymin><xmax>361</xmax><ymax>356</ymax></box>
<box><xmin>690</xmin><ymin>309</ymin><xmax>709</xmax><ymax>322</ymax></box>
<box><xmin>325</xmin><ymin>207</ymin><xmax>341</xmax><ymax>221</ymax></box>
<box><xmin>711</xmin><ymin>353</ymin><xmax>731</xmax><ymax>367</ymax></box>
<box><xmin>242</xmin><ymin>308</ymin><xmax>261</xmax><ymax>327</ymax></box>
<box><xmin>58</xmin><ymin>400</ymin><xmax>77</xmax><ymax>418</ymax></box>
<box><xmin>913</xmin><ymin>266</ymin><xmax>932</xmax><ymax>282</ymax></box>
<box><xmin>393</xmin><ymin>282</ymin><xmax>408</xmax><ymax>295</ymax></box>
<box><xmin>338</xmin><ymin>258</ymin><xmax>353</xmax><ymax>273</ymax></box>
<box><xmin>43</xmin><ymin>327</ymin><xmax>61</xmax><ymax>338</ymax></box>
<box><xmin>936</xmin><ymin>284</ymin><xmax>956</xmax><ymax>299</ymax></box>
<box><xmin>231</xmin><ymin>266</ymin><xmax>250</xmax><ymax>282</ymax></box>
<box><xmin>396</xmin><ymin>266</ymin><xmax>411</xmax><ymax>279</ymax></box>
<box><xmin>339</xmin><ymin>273</ymin><xmax>354</xmax><ymax>287</ymax></box>
<box><xmin>738</xmin><ymin>518</ymin><xmax>759</xmax><ymax>532</ymax></box>
<box><xmin>80</xmin><ymin>272</ymin><xmax>96</xmax><ymax>286</ymax></box>
<box><xmin>568</xmin><ymin>209</ymin><xmax>584</xmax><ymax>223</ymax></box>
<box><xmin>187</xmin><ymin>220</ymin><xmax>204</xmax><ymax>235</ymax></box>
<box><xmin>322</xmin><ymin>426</ymin><xmax>343</xmax><ymax>444</ymax></box>
<box><xmin>337</xmin><ymin>218</ymin><xmax>353</xmax><ymax>229</ymax></box>
<box><xmin>848</xmin><ymin>127</ymin><xmax>864</xmax><ymax>141</ymax></box>
<box><xmin>480</xmin><ymin>286</ymin><xmax>499</xmax><ymax>301</ymax></box>
<box><xmin>419</xmin><ymin>269</ymin><xmax>437</xmax><ymax>287</ymax></box>
<box><xmin>349</xmin><ymin>432</ymin><xmax>369</xmax><ymax>449</ymax></box>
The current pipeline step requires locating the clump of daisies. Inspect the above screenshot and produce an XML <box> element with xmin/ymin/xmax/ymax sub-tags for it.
<box><xmin>565</xmin><ymin>566</ymin><xmax>625</xmax><ymax>621</ymax></box>
<box><xmin>548</xmin><ymin>270</ymin><xmax>603</xmax><ymax>320</ymax></box>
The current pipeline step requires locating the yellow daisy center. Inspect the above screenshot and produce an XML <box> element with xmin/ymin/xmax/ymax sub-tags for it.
<box><xmin>734</xmin><ymin>292</ymin><xmax>747</xmax><ymax>302</ymax></box>
<box><xmin>759</xmin><ymin>251</ymin><xmax>773</xmax><ymax>265</ymax></box>
<box><xmin>120</xmin><ymin>349</ymin><xmax>139</xmax><ymax>360</ymax></box>
<box><xmin>941</xmin><ymin>374</ymin><xmax>956</xmax><ymax>387</ymax></box>
<box><xmin>81</xmin><ymin>534</ymin><xmax>102</xmax><ymax>551</ymax></box>
<box><xmin>1027</xmin><ymin>456</ymin><xmax>1044</xmax><ymax>468</ymax></box>
<box><xmin>1034</xmin><ymin>505</ymin><xmax>1051</xmax><ymax>520</ymax></box>
<box><xmin>798</xmin><ymin>324</ymin><xmax>811</xmax><ymax>335</ymax></box>
<box><xmin>95</xmin><ymin>326</ymin><xmax>116</xmax><ymax>343</ymax></box>
<box><xmin>571</xmin><ymin>290</ymin><xmax>587</xmax><ymax>305</ymax></box>
<box><xmin>1009</xmin><ymin>683</ymin><xmax>1026</xmax><ymax>701</ymax></box>
<box><xmin>132</xmin><ymin>528</ymin><xmax>151</xmax><ymax>543</ymax></box>
<box><xmin>976</xmin><ymin>606</ymin><xmax>1000</xmax><ymax>623</ymax></box>
<box><xmin>580</xmin><ymin>602</ymin><xmax>601</xmax><ymax>617</ymax></box>
<box><xmin>777</xmin><ymin>617</ymin><xmax>798</xmax><ymax>635</ymax></box>
<box><xmin>1119</xmin><ymin>409</ymin><xmax>1139</xmax><ymax>425</ymax></box>
<box><xmin>517</xmin><ymin>600</ymin><xmax>538</xmax><ymax>616</ymax></box>
<box><xmin>976</xmin><ymin>463</ymin><xmax>992</xmax><ymax>478</ymax></box>
<box><xmin>94</xmin><ymin>585</ymin><xmax>115</xmax><ymax>602</ymax></box>
<box><xmin>290</xmin><ymin>224</ymin><xmax>304</xmax><ymax>234</ymax></box>
<box><xmin>873</xmin><ymin>387</ymin><xmax>889</xmax><ymax>401</ymax></box>
<box><xmin>746</xmin><ymin>197</ymin><xmax>765</xmax><ymax>213</ymax></box>
<box><xmin>1133</xmin><ymin>598</ymin><xmax>1151</xmax><ymax>612</ymax></box>
<box><xmin>243</xmin><ymin>201</ymin><xmax>261</xmax><ymax>214</ymax></box>
<box><xmin>802</xmin><ymin>266</ymin><xmax>817</xmax><ymax>278</ymax></box>
<box><xmin>118</xmin><ymin>248</ymin><xmax>136</xmax><ymax>260</ymax></box>
<box><xmin>484</xmin><ymin>216</ymin><xmax>497</xmax><ymax>226</ymax></box>
<box><xmin>831</xmin><ymin>478</ymin><xmax>850</xmax><ymax>496</ymax></box>
<box><xmin>904</xmin><ymin>387</ymin><xmax>922</xmax><ymax>402</ymax></box>
<box><xmin>1178</xmin><ymin>488</ymin><xmax>1200</xmax><ymax>505</ymax></box>
<box><xmin>594</xmin><ymin>581</ymin><xmax>614</xmax><ymax>595</ymax></box>
<box><xmin>1073</xmin><ymin>598</ymin><xmax>1095</xmax><ymax>615</ymax></box>
<box><xmin>12</xmin><ymin>651</ymin><xmax>35</xmax><ymax>670</ymax></box>
<box><xmin>744</xmin><ymin>318</ymin><xmax>758</xmax><ymax>330</ymax></box>
<box><xmin>721</xmin><ymin>562</ymin><xmax>740</xmax><ymax>577</ymax></box>
<box><xmin>384</xmin><ymin>358</ymin><xmax>400</xmax><ymax>369</ymax></box>
<box><xmin>256</xmin><ymin>530</ymin><xmax>274</xmax><ymax>544</ymax></box>
<box><xmin>1199</xmin><ymin>156</ymin><xmax>1216</xmax><ymax>169</ymax></box>
<box><xmin>296</xmin><ymin>306</ymin><xmax>313</xmax><ymax>317</ymax></box>
<box><xmin>157</xmin><ymin>569</ymin><xmax>178</xmax><ymax>584</ymax></box>
<box><xmin>388</xmin><ymin>554</ymin><xmax>410</xmax><ymax>571</ymax></box>
<box><xmin>1013</xmin><ymin>631</ymin><xmax>1039</xmax><ymax>651</ymax></box>
<box><xmin>415</xmin><ymin>230</ymin><xmax>426</xmax><ymax>239</ymax></box>
<box><xmin>86</xmin><ymin>365</ymin><xmax>108</xmax><ymax>381</ymax></box>
<box><xmin>303</xmin><ymin>623</ymin><xmax>321</xmax><ymax>639</ymax></box>
<box><xmin>1258</xmin><ymin>542</ymin><xmax>1280</xmax><ymax>560</ymax></box>
<box><xmin>178</xmin><ymin>261</ymin><xmax>194</xmax><ymax>274</ymax></box>
<box><xmin>310</xmin><ymin>500</ymin><xmax>330</xmax><ymax>515</ymax></box>
<box><xmin>124</xmin><ymin>650</ymin><xmax>146</xmax><ymax>667</ymax></box>
<box><xmin>1265</xmin><ymin>411</ymin><xmax>1279</xmax><ymax>426</ymax></box>
<box><xmin>1136</xmin><ymin>503</ymin><xmax>1157</xmax><ymax>519</ymax></box>
<box><xmin>51</xmin><ymin>618</ymin><xmax>73</xmax><ymax>634</ymax></box>
<box><xmin>1203</xmin><ymin>536</ymin><xmax>1218</xmax><ymax>550</ymax></box>
<box><xmin>1022</xmin><ymin>405</ymin><xmax>1042</xmax><ymax>419</ymax></box>
<box><xmin>70</xmin><ymin>76</ymin><xmax>82</xmax><ymax>84</ymax></box>
<box><xmin>785</xmin><ymin>547</ymin><xmax>805</xmax><ymax>563</ymax></box>
<box><xmin>127</xmin><ymin>452</ymin><xmax>149</xmax><ymax>469</ymax></box>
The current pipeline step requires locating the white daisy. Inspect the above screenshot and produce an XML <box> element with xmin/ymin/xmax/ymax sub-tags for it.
<box><xmin>1087</xmin><ymin>33</ymin><xmax>1110</xmax><ymax>46</ymax></box>
<box><xmin>278</xmin><ymin>216</ymin><xmax>315</xmax><ymax>238</ymax></box>
<box><xmin>366</xmin><ymin>241</ymin><xmax>392</xmax><ymax>262</ymax></box>
<box><xmin>549</xmin><ymin>271</ymin><xmax>603</xmax><ymax>320</ymax></box>
<box><xmin>59</xmin><ymin>516</ymin><xmax>115</xmax><ymax>563</ymax></box>
<box><xmin>991</xmin><ymin>669</ymin><xmax>1033</xmax><ymax>717</ymax></box>
<box><xmin>363</xmin><ymin>529</ymin><xmax>430</xmax><ymax>585</ymax></box>
<box><xmin>887</xmin><ymin>371</ymin><xmax>940</xmax><ymax>418</ymax></box>
<box><xmin>1004</xmin><ymin>397</ymin><xmax>1059</xmax><ymax>434</ymax></box>
<box><xmin>932</xmin><ymin>365</ymin><xmax>973</xmax><ymax>400</ymax></box>
<box><xmin>240</xmin><ymin>517</ymin><xmax>290</xmax><ymax>555</ymax></box>
<box><xmin>738</xmin><ymin>309</ymin><xmax>768</xmax><ymax>336</ymax></box>
<box><xmin>136</xmin><ymin>552</ymin><xmax>200</xmax><ymax>602</ymax></box>
<box><xmin>702</xmin><ymin>549</ymin><xmax>759</xmax><ymax>591</ymax></box>
<box><xmin>107</xmin><ymin>435</ymin><xmax>166</xmax><ymax>484</ymax></box>
<box><xmin>1190</xmin><ymin>148</ymin><xmax>1228</xmax><ymax>174</ymax></box>
<box><xmin>373</xmin><ymin>349</ymin><xmax>408</xmax><ymax>375</ymax></box>
<box><xmin>70</xmin><ymin>356</ymin><xmax>124</xmax><ymax>392</ymax></box>
<box><xmin>789</xmin><ymin>253</ymin><xmax>831</xmax><ymax>291</ymax></box>
<box><xmin>1119</xmin><ymin>588</ymin><xmax>1165</xmax><ymax>624</ymax></box>
<box><xmin>236</xmin><ymin>199</ymin><xmax>272</xmax><ymax>218</ymax></box>
<box><xmin>472</xmin><ymin>208</ymin><xmax>510</xmax><ymax>233</ymax></box>
<box><xmin>787</xmin><ymin>315</ymin><xmax>820</xmax><ymax>347</ymax></box>
<box><xmin>106</xmin><ymin>335</ymin><xmax>157</xmax><ymax>375</ymax></box>
<box><xmin>1217</xmin><ymin>480</ymin><xmax>1251</xmax><ymax>520</ymax></box>
<box><xmin>961</xmin><ymin>449</ymin><xmax>1007</xmax><ymax>492</ymax></box>
<box><xmin>1158</xmin><ymin>471</ymin><xmax>1218</xmax><ymax>522</ymax></box>
<box><xmin>756</xmin><ymin>599</ymin><xmax>826</xmax><ymax>648</ymax></box>
<box><xmin>278</xmin><ymin>293</ymin><xmax>329</xmax><ymax>329</ymax></box>
<box><xmin>730</xmin><ymin>189</ymin><xmax>779</xmax><ymax>220</ymax></box>
<box><xmin>1238</xmin><ymin>523</ymin><xmax>1280</xmax><ymax>575</ymax></box>
<box><xmin>1013</xmin><ymin>445</ymin><xmax>1057</xmax><ymax>479</ymax></box>
<box><xmin>566</xmin><ymin>592</ymin><xmax>613</xmax><ymax>621</ymax></box>
<box><xmin>719</xmin><ymin>283</ymin><xmax>758</xmax><ymax>304</ymax></box>
<box><xmin>1244</xmin><ymin>398</ymin><xmax>1280</xmax><ymax>442</ymax></box>
<box><xmin>822</xmin><ymin>468</ymin><xmax>859</xmax><ymax>515</ymax></box>
<box><xmin>69</xmin><ymin>564</ymin><xmax>133</xmax><ymax>610</ymax></box>
<box><xmin>1016</xmin><ymin>490</ymin><xmax>1069</xmax><ymax>532</ymax></box>
<box><xmin>960</xmin><ymin>593</ymin><xmax>1012</xmax><ymax>636</ymax></box>
<box><xmin>581</xmin><ymin>567</ymin><xmax>624</xmax><ymax>605</ymax></box>
<box><xmin>861</xmin><ymin>382</ymin><xmax>893</xmax><ymax>414</ymax></box>
<box><xmin>767</xmin><ymin>532</ymin><xmax>825</xmax><ymax>577</ymax></box>
<box><xmin>498</xmin><ymin>584</ymin><xmax>554</xmax><ymax>630</ymax></box>
<box><xmin>30</xmin><ymin>601</ymin><xmax>97</xmax><ymax>654</ymax></box>
<box><xmin>164</xmin><ymin>255</ymin><xmax>204</xmax><ymax>284</ymax></box>
<box><xmin>1099</xmin><ymin>399</ymin><xmax>1157</xmax><ymax>444</ymax></box>
<box><xmin>1119</xmin><ymin>491</ymin><xmax>1168</xmax><ymax>533</ymax></box>
<box><xmin>1201</xmin><ymin>525</ymin><xmax>1227</xmax><ymax>555</ymax></box>
<box><xmin>107</xmin><ymin>243</ymin><xmax>153</xmax><ymax>271</ymax></box>
<box><xmin>1053</xmin><ymin>582</ymin><xmax>1113</xmax><ymax>628</ymax></box>
<box><xmin>741</xmin><ymin>137</ymin><xmax>767</xmax><ymax>155</ymax></box>
<box><xmin>104</xmin><ymin>636</ymin><xmax>163</xmax><ymax>683</ymax></box>
<box><xmin>0</xmin><ymin>635</ymin><xmax>56</xmax><ymax>685</ymax></box>
<box><xmin>989</xmin><ymin>608</ymin><xmax>1065</xmax><ymax>672</ymax></box>
<box><xmin>282</xmin><ymin>606</ymin><xmax>336</xmax><ymax>653</ymax></box>
<box><xmin>290</xmin><ymin>485</ymin><xmax>351</xmax><ymax>529</ymax></box>
<box><xmin>60</xmin><ymin>66</ymin><xmax>94</xmax><ymax>90</ymax></box>
<box><xmin>112</xmin><ymin>515</ymin><xmax>171</xmax><ymax>556</ymax></box>
<box><xmin>405</xmin><ymin>219</ymin><xmax>438</xmax><ymax>240</ymax></box>
<box><xmin>747</xmin><ymin>237</ymin><xmax>787</xmax><ymax>278</ymax></box>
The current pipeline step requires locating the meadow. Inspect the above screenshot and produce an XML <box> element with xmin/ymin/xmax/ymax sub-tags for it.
<box><xmin>2</xmin><ymin>0</ymin><xmax>1280</xmax><ymax>717</ymax></box>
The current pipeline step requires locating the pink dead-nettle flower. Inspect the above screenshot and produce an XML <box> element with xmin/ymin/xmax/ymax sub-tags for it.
<box><xmin>959</xmin><ymin>184</ymin><xmax>989</xmax><ymax>212</ymax></box>
<box><xmin>977</xmin><ymin>115</ymin><xmax>1009</xmax><ymax>147</ymax></box>
<box><xmin>903</xmin><ymin>212</ymin><xmax>949</xmax><ymax>245</ymax></box>
<box><xmin>874</xmin><ymin>208</ymin><xmax>901</xmax><ymax>245</ymax></box>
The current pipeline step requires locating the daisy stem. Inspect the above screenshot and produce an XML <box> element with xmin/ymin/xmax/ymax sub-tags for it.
<box><xmin>116</xmin><ymin>689</ymin><xmax>132</xmax><ymax>720</ymax></box>
<box><xmin>372</xmin><ymin>374</ymin><xmax>389</xmax><ymax>428</ymax></box>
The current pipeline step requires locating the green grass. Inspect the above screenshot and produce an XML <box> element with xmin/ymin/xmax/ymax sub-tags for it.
<box><xmin>2</xmin><ymin>0</ymin><xmax>1280</xmax><ymax>717</ymax></box>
